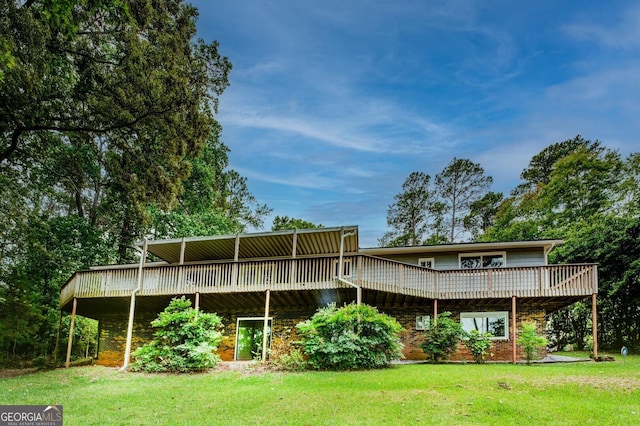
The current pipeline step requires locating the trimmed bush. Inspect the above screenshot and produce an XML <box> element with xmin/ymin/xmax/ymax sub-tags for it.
<box><xmin>131</xmin><ymin>297</ymin><xmax>223</xmax><ymax>373</ymax></box>
<box><xmin>421</xmin><ymin>311</ymin><xmax>463</xmax><ymax>363</ymax></box>
<box><xmin>297</xmin><ymin>303</ymin><xmax>404</xmax><ymax>370</ymax></box>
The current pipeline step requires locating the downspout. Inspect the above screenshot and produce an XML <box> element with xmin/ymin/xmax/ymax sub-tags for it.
<box><xmin>121</xmin><ymin>239</ymin><xmax>147</xmax><ymax>371</ymax></box>
<box><xmin>338</xmin><ymin>230</ymin><xmax>361</xmax><ymax>304</ymax></box>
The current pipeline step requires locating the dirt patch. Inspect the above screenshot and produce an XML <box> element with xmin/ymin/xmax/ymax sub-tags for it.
<box><xmin>0</xmin><ymin>368</ymin><xmax>40</xmax><ymax>378</ymax></box>
<box><xmin>523</xmin><ymin>375</ymin><xmax>640</xmax><ymax>392</ymax></box>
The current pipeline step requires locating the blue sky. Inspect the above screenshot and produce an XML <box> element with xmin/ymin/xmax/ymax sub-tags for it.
<box><xmin>190</xmin><ymin>0</ymin><xmax>640</xmax><ymax>246</ymax></box>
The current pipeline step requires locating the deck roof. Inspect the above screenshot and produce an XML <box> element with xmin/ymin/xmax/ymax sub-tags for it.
<box><xmin>137</xmin><ymin>226</ymin><xmax>359</xmax><ymax>263</ymax></box>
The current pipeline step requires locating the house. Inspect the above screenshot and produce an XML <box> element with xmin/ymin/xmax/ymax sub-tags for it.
<box><xmin>58</xmin><ymin>226</ymin><xmax>598</xmax><ymax>367</ymax></box>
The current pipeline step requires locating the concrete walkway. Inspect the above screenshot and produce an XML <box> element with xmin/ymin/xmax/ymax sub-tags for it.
<box><xmin>534</xmin><ymin>354</ymin><xmax>591</xmax><ymax>363</ymax></box>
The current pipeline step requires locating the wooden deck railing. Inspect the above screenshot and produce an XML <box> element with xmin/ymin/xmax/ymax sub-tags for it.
<box><xmin>59</xmin><ymin>255</ymin><xmax>598</xmax><ymax>307</ymax></box>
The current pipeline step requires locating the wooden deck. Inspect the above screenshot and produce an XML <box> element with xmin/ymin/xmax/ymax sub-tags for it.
<box><xmin>59</xmin><ymin>255</ymin><xmax>598</xmax><ymax>309</ymax></box>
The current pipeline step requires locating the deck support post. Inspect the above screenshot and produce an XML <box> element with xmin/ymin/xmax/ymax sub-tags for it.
<box><xmin>195</xmin><ymin>292</ymin><xmax>200</xmax><ymax>320</ymax></box>
<box><xmin>433</xmin><ymin>299</ymin><xmax>438</xmax><ymax>323</ymax></box>
<box><xmin>53</xmin><ymin>310</ymin><xmax>63</xmax><ymax>368</ymax></box>
<box><xmin>511</xmin><ymin>295</ymin><xmax>517</xmax><ymax>364</ymax></box>
<box><xmin>592</xmin><ymin>293</ymin><xmax>598</xmax><ymax>360</ymax></box>
<box><xmin>122</xmin><ymin>240</ymin><xmax>147</xmax><ymax>370</ymax></box>
<box><xmin>261</xmin><ymin>289</ymin><xmax>271</xmax><ymax>363</ymax></box>
<box><xmin>65</xmin><ymin>298</ymin><xmax>77</xmax><ymax>368</ymax></box>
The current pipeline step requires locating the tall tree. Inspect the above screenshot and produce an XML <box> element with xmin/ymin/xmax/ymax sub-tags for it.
<box><xmin>1</xmin><ymin>0</ymin><xmax>232</xmax><ymax>259</ymax></box>
<box><xmin>379</xmin><ymin>172</ymin><xmax>444</xmax><ymax>247</ymax></box>
<box><xmin>435</xmin><ymin>158</ymin><xmax>493</xmax><ymax>242</ymax></box>
<box><xmin>223</xmin><ymin>170</ymin><xmax>273</xmax><ymax>231</ymax></box>
<box><xmin>516</xmin><ymin>135</ymin><xmax>602</xmax><ymax>193</ymax></box>
<box><xmin>0</xmin><ymin>0</ymin><xmax>240</xmax><ymax>365</ymax></box>
<box><xmin>485</xmin><ymin>137</ymin><xmax>624</xmax><ymax>242</ymax></box>
<box><xmin>463</xmin><ymin>191</ymin><xmax>503</xmax><ymax>240</ymax></box>
<box><xmin>150</xmin><ymin>124</ymin><xmax>270</xmax><ymax>239</ymax></box>
<box><xmin>482</xmin><ymin>136</ymin><xmax>639</xmax><ymax>350</ymax></box>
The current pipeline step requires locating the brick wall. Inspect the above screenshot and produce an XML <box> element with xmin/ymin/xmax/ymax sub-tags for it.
<box><xmin>96</xmin><ymin>313</ymin><xmax>156</xmax><ymax>367</ymax></box>
<box><xmin>382</xmin><ymin>305</ymin><xmax>546</xmax><ymax>362</ymax></box>
<box><xmin>96</xmin><ymin>309</ymin><xmax>314</xmax><ymax>365</ymax></box>
<box><xmin>95</xmin><ymin>303</ymin><xmax>547</xmax><ymax>365</ymax></box>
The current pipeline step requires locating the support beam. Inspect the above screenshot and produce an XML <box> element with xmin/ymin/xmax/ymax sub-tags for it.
<box><xmin>53</xmin><ymin>310</ymin><xmax>62</xmax><ymax>368</ymax></box>
<box><xmin>291</xmin><ymin>230</ymin><xmax>297</xmax><ymax>258</ymax></box>
<box><xmin>592</xmin><ymin>293</ymin><xmax>598</xmax><ymax>359</ymax></box>
<box><xmin>234</xmin><ymin>234</ymin><xmax>240</xmax><ymax>262</ymax></box>
<box><xmin>261</xmin><ymin>289</ymin><xmax>271</xmax><ymax>363</ymax></box>
<box><xmin>179</xmin><ymin>237</ymin><xmax>186</xmax><ymax>264</ymax></box>
<box><xmin>433</xmin><ymin>299</ymin><xmax>438</xmax><ymax>323</ymax></box>
<box><xmin>177</xmin><ymin>237</ymin><xmax>186</xmax><ymax>290</ymax></box>
<box><xmin>65</xmin><ymin>298</ymin><xmax>77</xmax><ymax>368</ymax></box>
<box><xmin>289</xmin><ymin>230</ymin><xmax>298</xmax><ymax>286</ymax></box>
<box><xmin>511</xmin><ymin>296</ymin><xmax>517</xmax><ymax>364</ymax></box>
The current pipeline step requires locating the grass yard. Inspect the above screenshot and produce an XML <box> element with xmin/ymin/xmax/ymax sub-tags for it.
<box><xmin>1</xmin><ymin>353</ymin><xmax>639</xmax><ymax>425</ymax></box>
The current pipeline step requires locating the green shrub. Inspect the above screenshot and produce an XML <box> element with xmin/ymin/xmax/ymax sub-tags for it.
<box><xmin>269</xmin><ymin>327</ymin><xmax>308</xmax><ymax>372</ymax></box>
<box><xmin>463</xmin><ymin>330</ymin><xmax>493</xmax><ymax>364</ymax></box>
<box><xmin>273</xmin><ymin>348</ymin><xmax>307</xmax><ymax>372</ymax></box>
<box><xmin>297</xmin><ymin>303</ymin><xmax>404</xmax><ymax>370</ymax></box>
<box><xmin>517</xmin><ymin>321</ymin><xmax>548</xmax><ymax>364</ymax></box>
<box><xmin>131</xmin><ymin>296</ymin><xmax>223</xmax><ymax>373</ymax></box>
<box><xmin>421</xmin><ymin>311</ymin><xmax>463</xmax><ymax>363</ymax></box>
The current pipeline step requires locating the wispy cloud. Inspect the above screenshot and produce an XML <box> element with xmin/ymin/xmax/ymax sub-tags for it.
<box><xmin>563</xmin><ymin>4</ymin><xmax>640</xmax><ymax>49</ymax></box>
<box><xmin>193</xmin><ymin>0</ymin><xmax>640</xmax><ymax>245</ymax></box>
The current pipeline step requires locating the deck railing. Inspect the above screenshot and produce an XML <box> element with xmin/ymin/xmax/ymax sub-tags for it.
<box><xmin>60</xmin><ymin>255</ymin><xmax>597</xmax><ymax>307</ymax></box>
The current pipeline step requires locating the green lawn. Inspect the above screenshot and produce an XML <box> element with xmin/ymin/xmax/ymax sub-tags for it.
<box><xmin>1</xmin><ymin>353</ymin><xmax>639</xmax><ymax>425</ymax></box>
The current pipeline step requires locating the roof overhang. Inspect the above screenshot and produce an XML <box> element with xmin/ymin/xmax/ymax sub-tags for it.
<box><xmin>361</xmin><ymin>239</ymin><xmax>563</xmax><ymax>256</ymax></box>
<box><xmin>137</xmin><ymin>226</ymin><xmax>359</xmax><ymax>263</ymax></box>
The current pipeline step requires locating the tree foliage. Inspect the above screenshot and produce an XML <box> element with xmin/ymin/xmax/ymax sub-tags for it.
<box><xmin>379</xmin><ymin>171</ymin><xmax>445</xmax><ymax>247</ymax></box>
<box><xmin>0</xmin><ymin>0</ymin><xmax>269</xmax><ymax>366</ymax></box>
<box><xmin>297</xmin><ymin>303</ymin><xmax>404</xmax><ymax>370</ymax></box>
<box><xmin>272</xmin><ymin>216</ymin><xmax>323</xmax><ymax>231</ymax></box>
<box><xmin>435</xmin><ymin>158</ymin><xmax>493</xmax><ymax>242</ymax></box>
<box><xmin>482</xmin><ymin>135</ymin><xmax>640</xmax><ymax>350</ymax></box>
<box><xmin>517</xmin><ymin>322</ymin><xmax>548</xmax><ymax>364</ymax></box>
<box><xmin>131</xmin><ymin>297</ymin><xmax>223</xmax><ymax>373</ymax></box>
<box><xmin>381</xmin><ymin>159</ymin><xmax>494</xmax><ymax>246</ymax></box>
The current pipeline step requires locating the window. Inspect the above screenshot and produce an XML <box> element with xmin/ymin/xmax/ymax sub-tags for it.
<box><xmin>459</xmin><ymin>252</ymin><xmax>505</xmax><ymax>269</ymax></box>
<box><xmin>418</xmin><ymin>258</ymin><xmax>435</xmax><ymax>269</ymax></box>
<box><xmin>460</xmin><ymin>312</ymin><xmax>508</xmax><ymax>339</ymax></box>
<box><xmin>415</xmin><ymin>315</ymin><xmax>430</xmax><ymax>331</ymax></box>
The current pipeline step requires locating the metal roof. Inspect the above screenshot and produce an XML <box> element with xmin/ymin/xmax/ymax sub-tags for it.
<box><xmin>361</xmin><ymin>239</ymin><xmax>563</xmax><ymax>256</ymax></box>
<box><xmin>138</xmin><ymin>226</ymin><xmax>359</xmax><ymax>263</ymax></box>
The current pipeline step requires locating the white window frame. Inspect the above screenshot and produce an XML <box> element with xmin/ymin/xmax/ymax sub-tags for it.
<box><xmin>460</xmin><ymin>311</ymin><xmax>509</xmax><ymax>340</ymax></box>
<box><xmin>235</xmin><ymin>316</ymin><xmax>273</xmax><ymax>361</ymax></box>
<box><xmin>459</xmin><ymin>251</ymin><xmax>507</xmax><ymax>269</ymax></box>
<box><xmin>415</xmin><ymin>315</ymin><xmax>431</xmax><ymax>331</ymax></box>
<box><xmin>418</xmin><ymin>257</ymin><xmax>435</xmax><ymax>269</ymax></box>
